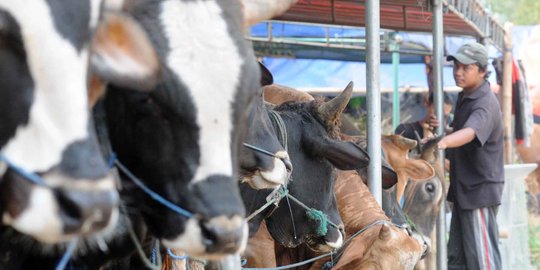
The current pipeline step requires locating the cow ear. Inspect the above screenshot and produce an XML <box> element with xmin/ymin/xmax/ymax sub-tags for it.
<box><xmin>242</xmin><ymin>0</ymin><xmax>298</xmax><ymax>27</ymax></box>
<box><xmin>90</xmin><ymin>11</ymin><xmax>160</xmax><ymax>91</ymax></box>
<box><xmin>313</xmin><ymin>139</ymin><xmax>370</xmax><ymax>170</ymax></box>
<box><xmin>88</xmin><ymin>74</ymin><xmax>106</xmax><ymax>107</ymax></box>
<box><xmin>382</xmin><ymin>165</ymin><xmax>398</xmax><ymax>189</ymax></box>
<box><xmin>394</xmin><ymin>159</ymin><xmax>435</xmax><ymax>202</ymax></box>
<box><xmin>404</xmin><ymin>159</ymin><xmax>435</xmax><ymax>181</ymax></box>
<box><xmin>259</xmin><ymin>62</ymin><xmax>273</xmax><ymax>86</ymax></box>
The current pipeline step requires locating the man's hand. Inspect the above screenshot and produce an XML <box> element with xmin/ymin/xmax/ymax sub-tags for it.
<box><xmin>437</xmin><ymin>138</ymin><xmax>448</xmax><ymax>150</ymax></box>
<box><xmin>426</xmin><ymin>114</ymin><xmax>440</xmax><ymax>131</ymax></box>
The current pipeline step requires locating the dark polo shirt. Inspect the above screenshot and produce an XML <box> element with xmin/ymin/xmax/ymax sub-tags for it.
<box><xmin>447</xmin><ymin>81</ymin><xmax>504</xmax><ymax>210</ymax></box>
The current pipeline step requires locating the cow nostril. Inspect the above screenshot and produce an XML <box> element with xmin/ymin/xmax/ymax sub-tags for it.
<box><xmin>56</xmin><ymin>190</ymin><xmax>83</xmax><ymax>234</ymax></box>
<box><xmin>55</xmin><ymin>189</ymin><xmax>118</xmax><ymax>234</ymax></box>
<box><xmin>200</xmin><ymin>221</ymin><xmax>218</xmax><ymax>247</ymax></box>
<box><xmin>199</xmin><ymin>216</ymin><xmax>246</xmax><ymax>254</ymax></box>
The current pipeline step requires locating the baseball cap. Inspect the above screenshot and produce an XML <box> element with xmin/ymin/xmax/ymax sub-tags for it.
<box><xmin>446</xmin><ymin>42</ymin><xmax>488</xmax><ymax>66</ymax></box>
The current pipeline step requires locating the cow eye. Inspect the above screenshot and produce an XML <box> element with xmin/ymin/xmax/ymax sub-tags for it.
<box><xmin>425</xmin><ymin>183</ymin><xmax>435</xmax><ymax>193</ymax></box>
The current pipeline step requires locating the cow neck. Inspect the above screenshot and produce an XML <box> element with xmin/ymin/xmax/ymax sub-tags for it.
<box><xmin>335</xmin><ymin>171</ymin><xmax>388</xmax><ymax>233</ymax></box>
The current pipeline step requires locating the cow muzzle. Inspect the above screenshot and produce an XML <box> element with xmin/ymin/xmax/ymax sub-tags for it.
<box><xmin>162</xmin><ymin>215</ymin><xmax>248</xmax><ymax>260</ymax></box>
<box><xmin>306</xmin><ymin>225</ymin><xmax>344</xmax><ymax>252</ymax></box>
<box><xmin>1</xmin><ymin>172</ymin><xmax>119</xmax><ymax>243</ymax></box>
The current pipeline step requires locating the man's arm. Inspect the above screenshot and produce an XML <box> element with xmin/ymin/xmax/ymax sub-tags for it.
<box><xmin>437</xmin><ymin>127</ymin><xmax>476</xmax><ymax>150</ymax></box>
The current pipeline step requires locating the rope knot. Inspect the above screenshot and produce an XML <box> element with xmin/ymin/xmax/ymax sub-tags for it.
<box><xmin>306</xmin><ymin>209</ymin><xmax>329</xmax><ymax>237</ymax></box>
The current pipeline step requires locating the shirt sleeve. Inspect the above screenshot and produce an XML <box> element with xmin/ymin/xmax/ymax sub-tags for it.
<box><xmin>463</xmin><ymin>107</ymin><xmax>493</xmax><ymax>146</ymax></box>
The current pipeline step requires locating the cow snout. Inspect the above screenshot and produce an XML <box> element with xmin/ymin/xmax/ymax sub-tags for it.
<box><xmin>56</xmin><ymin>186</ymin><xmax>119</xmax><ymax>235</ymax></box>
<box><xmin>307</xmin><ymin>225</ymin><xmax>344</xmax><ymax>252</ymax></box>
<box><xmin>201</xmin><ymin>215</ymin><xmax>248</xmax><ymax>255</ymax></box>
<box><xmin>324</xmin><ymin>225</ymin><xmax>344</xmax><ymax>249</ymax></box>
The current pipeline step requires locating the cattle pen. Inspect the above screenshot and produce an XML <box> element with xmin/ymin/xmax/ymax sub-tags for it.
<box><xmin>248</xmin><ymin>0</ymin><xmax>536</xmax><ymax>269</ymax></box>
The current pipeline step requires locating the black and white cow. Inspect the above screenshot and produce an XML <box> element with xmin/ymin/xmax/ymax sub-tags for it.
<box><xmin>100</xmin><ymin>0</ymin><xmax>296</xmax><ymax>259</ymax></box>
<box><xmin>0</xmin><ymin>0</ymin><xmax>159</xmax><ymax>244</ymax></box>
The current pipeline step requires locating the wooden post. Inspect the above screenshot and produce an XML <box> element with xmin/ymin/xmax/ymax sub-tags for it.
<box><xmin>502</xmin><ymin>22</ymin><xmax>513</xmax><ymax>164</ymax></box>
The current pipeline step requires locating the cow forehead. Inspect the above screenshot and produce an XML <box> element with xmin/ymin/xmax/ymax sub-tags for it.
<box><xmin>160</xmin><ymin>0</ymin><xmax>244</xmax><ymax>182</ymax></box>
<box><xmin>0</xmin><ymin>0</ymin><xmax>102</xmax><ymax>172</ymax></box>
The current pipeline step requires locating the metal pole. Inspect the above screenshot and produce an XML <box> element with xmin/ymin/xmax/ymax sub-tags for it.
<box><xmin>391</xmin><ymin>34</ymin><xmax>401</xmax><ymax>130</ymax></box>
<box><xmin>366</xmin><ymin>0</ymin><xmax>382</xmax><ymax>205</ymax></box>
<box><xmin>432</xmin><ymin>0</ymin><xmax>447</xmax><ymax>269</ymax></box>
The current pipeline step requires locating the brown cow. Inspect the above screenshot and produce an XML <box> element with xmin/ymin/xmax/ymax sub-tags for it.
<box><xmin>402</xmin><ymin>137</ymin><xmax>445</xmax><ymax>270</ymax></box>
<box><xmin>263</xmin><ymin>84</ymin><xmax>315</xmax><ymax>104</ymax></box>
<box><xmin>311</xmin><ymin>170</ymin><xmax>425</xmax><ymax>270</ymax></box>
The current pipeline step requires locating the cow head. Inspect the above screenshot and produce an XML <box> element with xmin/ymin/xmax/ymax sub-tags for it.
<box><xmin>243</xmin><ymin>82</ymin><xmax>369</xmax><ymax>253</ymax></box>
<box><xmin>0</xmin><ymin>1</ymin><xmax>158</xmax><ymax>244</ymax></box>
<box><xmin>102</xmin><ymin>0</ymin><xmax>295</xmax><ymax>259</ymax></box>
<box><xmin>333</xmin><ymin>223</ymin><xmax>425</xmax><ymax>270</ymax></box>
<box><xmin>403</xmin><ymin>137</ymin><xmax>444</xmax><ymax>238</ymax></box>
<box><xmin>381</xmin><ymin>135</ymin><xmax>435</xmax><ymax>203</ymax></box>
<box><xmin>239</xmin><ymin>63</ymin><xmax>292</xmax><ymax>189</ymax></box>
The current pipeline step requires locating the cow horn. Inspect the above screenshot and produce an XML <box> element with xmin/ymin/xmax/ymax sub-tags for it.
<box><xmin>318</xmin><ymin>81</ymin><xmax>353</xmax><ymax>122</ymax></box>
<box><xmin>378</xmin><ymin>223</ymin><xmax>392</xmax><ymax>240</ymax></box>
<box><xmin>242</xmin><ymin>0</ymin><xmax>299</xmax><ymax>27</ymax></box>
<box><xmin>420</xmin><ymin>136</ymin><xmax>443</xmax><ymax>163</ymax></box>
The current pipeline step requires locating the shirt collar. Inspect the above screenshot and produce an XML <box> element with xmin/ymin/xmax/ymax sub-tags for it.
<box><xmin>462</xmin><ymin>81</ymin><xmax>490</xmax><ymax>100</ymax></box>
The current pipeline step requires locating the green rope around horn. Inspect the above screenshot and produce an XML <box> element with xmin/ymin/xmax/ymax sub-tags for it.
<box><xmin>306</xmin><ymin>209</ymin><xmax>330</xmax><ymax>237</ymax></box>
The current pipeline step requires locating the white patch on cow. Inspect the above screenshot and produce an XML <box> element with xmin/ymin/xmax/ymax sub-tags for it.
<box><xmin>2</xmin><ymin>186</ymin><xmax>63</xmax><ymax>243</ymax></box>
<box><xmin>0</xmin><ymin>1</ymin><xmax>91</xmax><ymax>173</ymax></box>
<box><xmin>102</xmin><ymin>0</ymin><xmax>124</xmax><ymax>11</ymax></box>
<box><xmin>89</xmin><ymin>0</ymin><xmax>102</xmax><ymax>29</ymax></box>
<box><xmin>260</xmin><ymin>156</ymin><xmax>288</xmax><ymax>186</ymax></box>
<box><xmin>160</xmin><ymin>0</ymin><xmax>242</xmax><ymax>182</ymax></box>
<box><xmin>162</xmin><ymin>218</ymin><xmax>206</xmax><ymax>255</ymax></box>
<box><xmin>43</xmin><ymin>172</ymin><xmax>117</xmax><ymax>191</ymax></box>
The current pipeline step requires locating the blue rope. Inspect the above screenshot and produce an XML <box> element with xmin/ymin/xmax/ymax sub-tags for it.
<box><xmin>107</xmin><ymin>152</ymin><xmax>117</xmax><ymax>169</ymax></box>
<box><xmin>111</xmin><ymin>155</ymin><xmax>193</xmax><ymax>218</ymax></box>
<box><xmin>55</xmin><ymin>238</ymin><xmax>79</xmax><ymax>270</ymax></box>
<box><xmin>151</xmin><ymin>241</ymin><xmax>157</xmax><ymax>265</ymax></box>
<box><xmin>167</xmin><ymin>248</ymin><xmax>189</xmax><ymax>260</ymax></box>
<box><xmin>0</xmin><ymin>153</ymin><xmax>48</xmax><ymax>186</ymax></box>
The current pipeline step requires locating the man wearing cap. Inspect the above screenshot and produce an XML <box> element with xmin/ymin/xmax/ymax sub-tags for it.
<box><xmin>437</xmin><ymin>42</ymin><xmax>504</xmax><ymax>270</ymax></box>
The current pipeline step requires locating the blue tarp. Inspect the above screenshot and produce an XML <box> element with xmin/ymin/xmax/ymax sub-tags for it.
<box><xmin>261</xmin><ymin>57</ymin><xmax>497</xmax><ymax>90</ymax></box>
<box><xmin>252</xmin><ymin>22</ymin><xmax>499</xmax><ymax>90</ymax></box>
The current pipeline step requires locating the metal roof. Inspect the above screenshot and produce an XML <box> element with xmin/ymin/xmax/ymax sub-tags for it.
<box><xmin>273</xmin><ymin>0</ymin><xmax>505</xmax><ymax>51</ymax></box>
